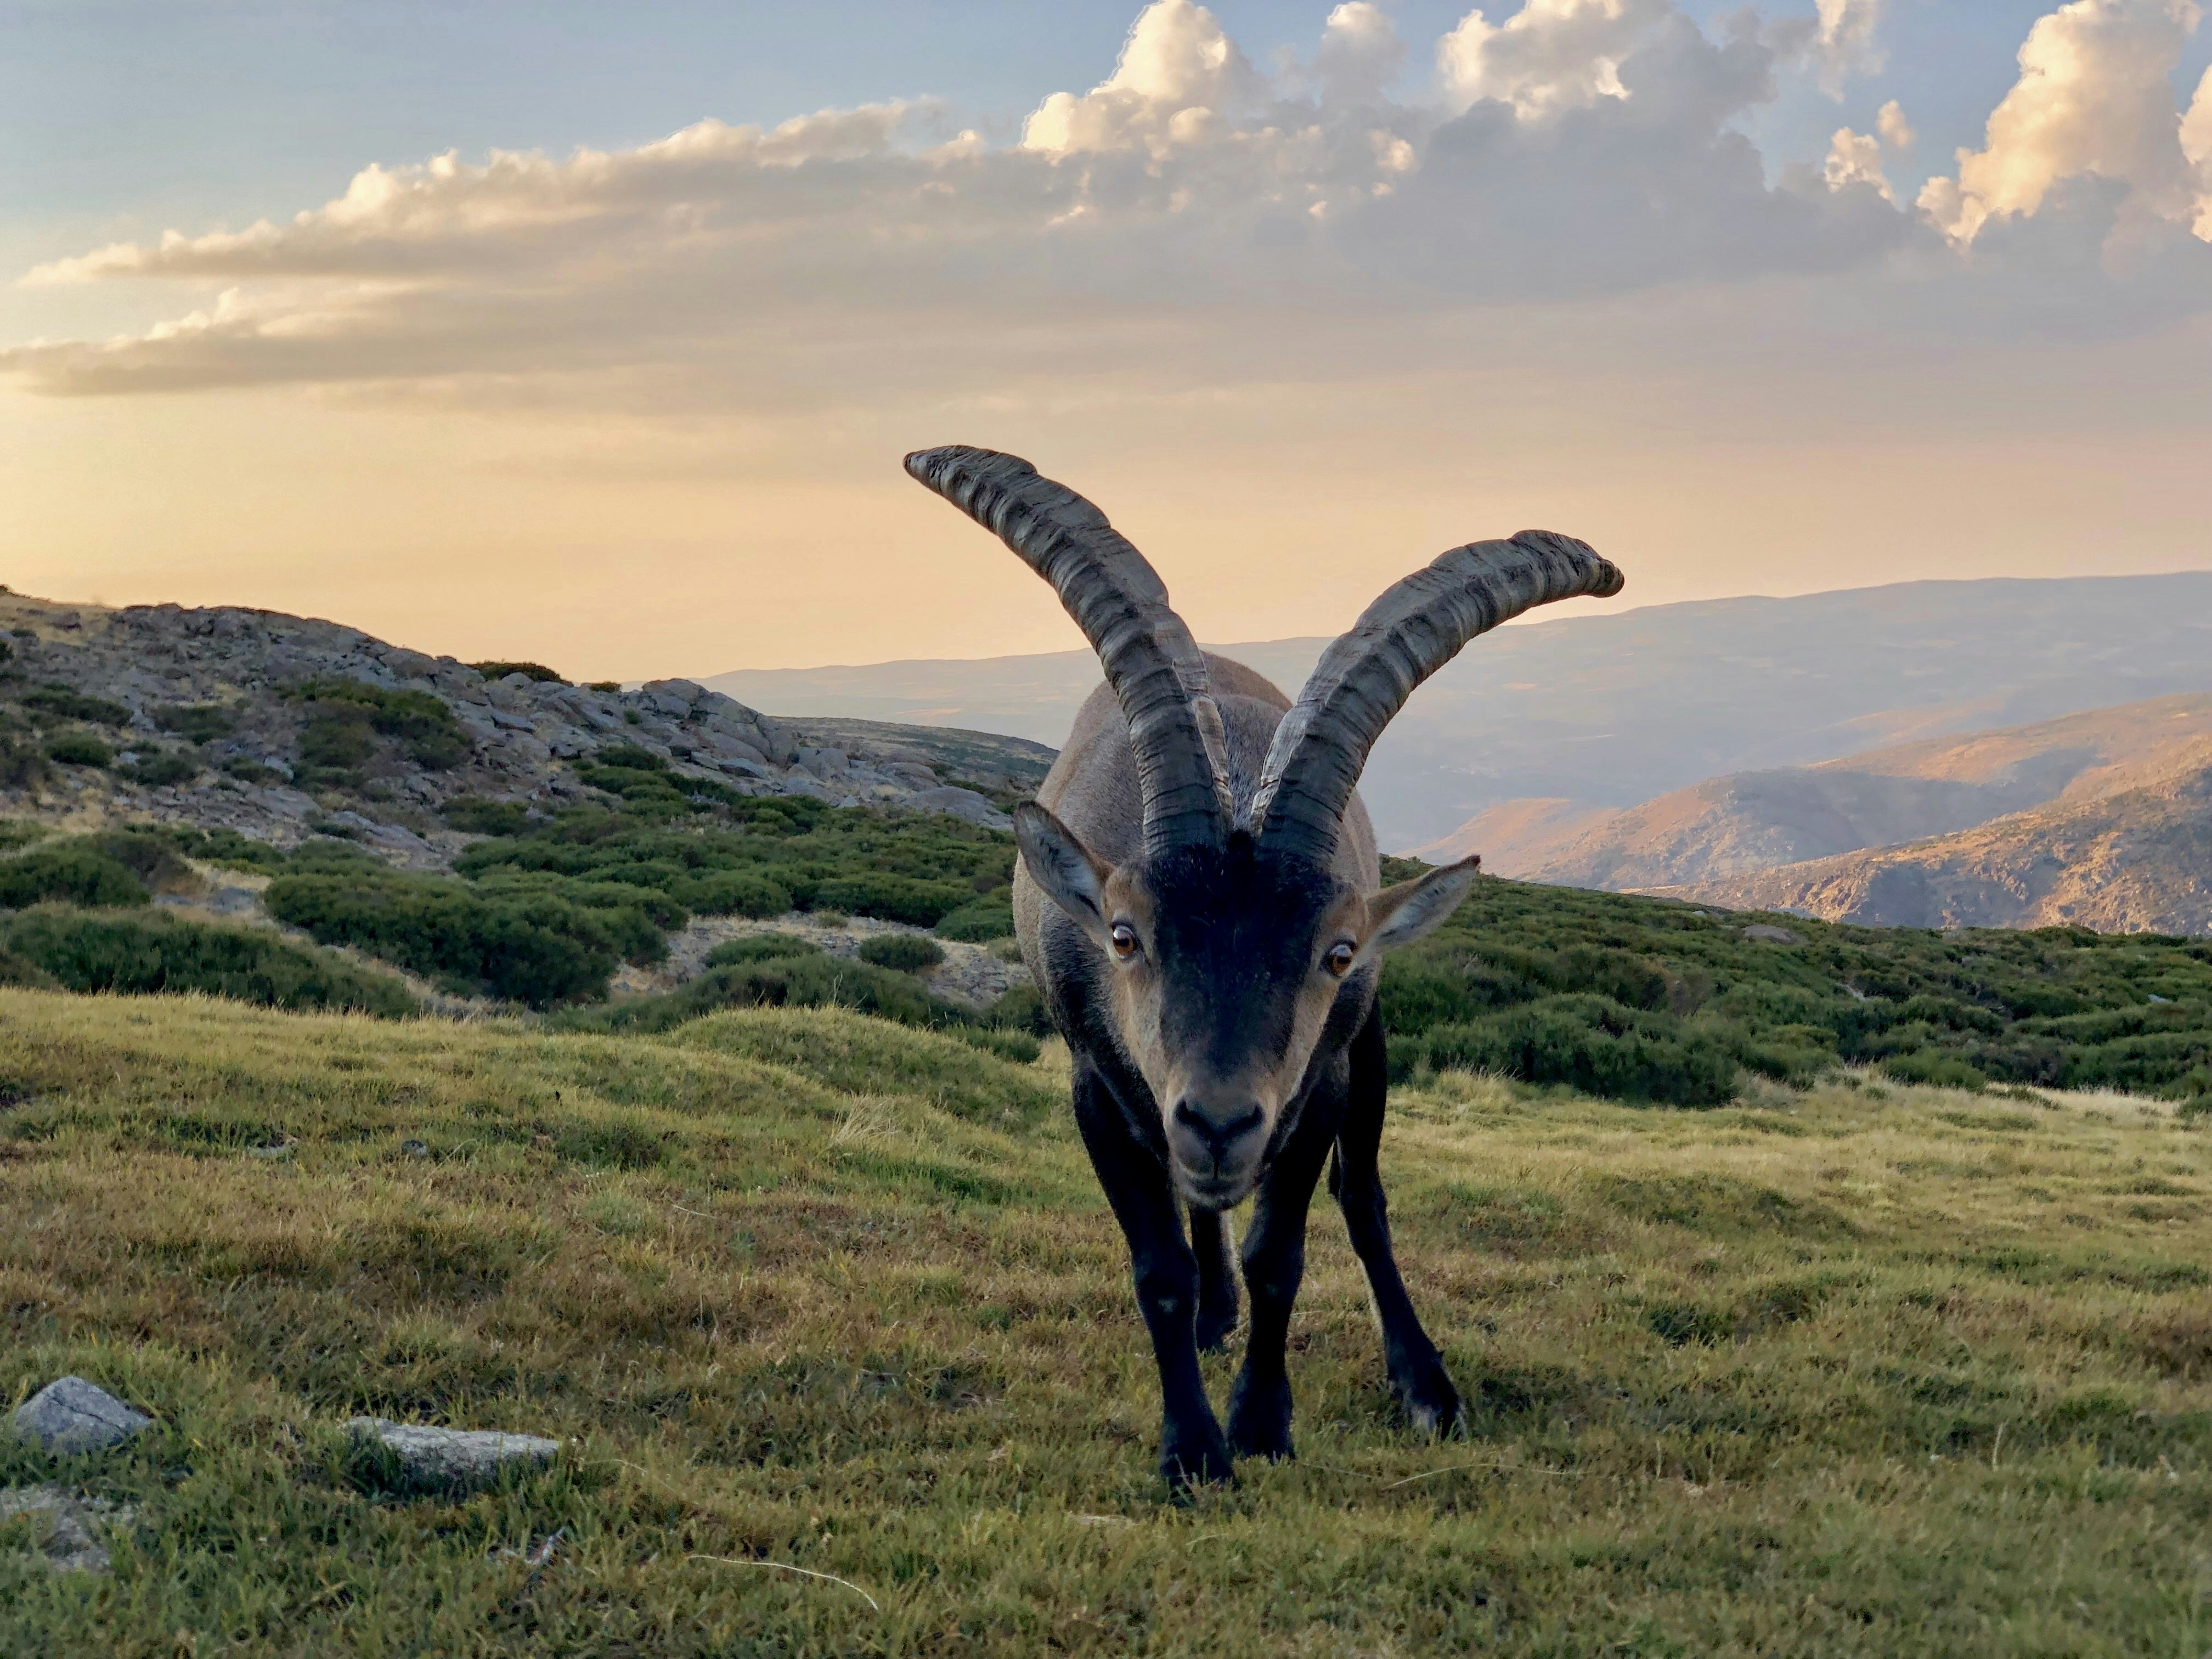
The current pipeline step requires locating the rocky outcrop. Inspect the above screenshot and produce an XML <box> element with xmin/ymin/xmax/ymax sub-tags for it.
<box><xmin>0</xmin><ymin>589</ymin><xmax>1053</xmax><ymax>862</ymax></box>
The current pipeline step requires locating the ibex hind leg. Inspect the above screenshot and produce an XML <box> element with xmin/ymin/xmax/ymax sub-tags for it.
<box><xmin>1189</xmin><ymin>1204</ymin><xmax>1239</xmax><ymax>1353</ymax></box>
<box><xmin>1332</xmin><ymin>1009</ymin><xmax>1463</xmax><ymax>1436</ymax></box>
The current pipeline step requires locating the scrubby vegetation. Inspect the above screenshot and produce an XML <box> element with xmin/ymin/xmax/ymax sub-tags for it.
<box><xmin>0</xmin><ymin>909</ymin><xmax>415</xmax><ymax>1015</ymax></box>
<box><xmin>1381</xmin><ymin>860</ymin><xmax>2212</xmax><ymax>1108</ymax></box>
<box><xmin>284</xmin><ymin>677</ymin><xmax>470</xmax><ymax>790</ymax></box>
<box><xmin>1</xmin><ymin>989</ymin><xmax>2206</xmax><ymax>1654</ymax></box>
<box><xmin>0</xmin><ymin>831</ymin><xmax>413</xmax><ymax>1014</ymax></box>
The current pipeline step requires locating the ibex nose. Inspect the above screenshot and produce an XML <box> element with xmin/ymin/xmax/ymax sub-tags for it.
<box><xmin>1170</xmin><ymin>1098</ymin><xmax>1265</xmax><ymax>1175</ymax></box>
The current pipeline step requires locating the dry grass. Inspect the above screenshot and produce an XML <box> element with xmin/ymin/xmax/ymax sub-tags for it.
<box><xmin>1</xmin><ymin>988</ymin><xmax>2208</xmax><ymax>1655</ymax></box>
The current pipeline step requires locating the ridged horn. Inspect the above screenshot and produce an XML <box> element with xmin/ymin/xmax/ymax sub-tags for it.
<box><xmin>1250</xmin><ymin>530</ymin><xmax>1624</xmax><ymax>863</ymax></box>
<box><xmin>905</xmin><ymin>445</ymin><xmax>1234</xmax><ymax>855</ymax></box>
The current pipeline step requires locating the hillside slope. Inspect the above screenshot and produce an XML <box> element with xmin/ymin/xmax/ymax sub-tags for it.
<box><xmin>3</xmin><ymin>990</ymin><xmax>2208</xmax><ymax>1655</ymax></box>
<box><xmin>1427</xmin><ymin>693</ymin><xmax>2212</xmax><ymax>889</ymax></box>
<box><xmin>707</xmin><ymin>571</ymin><xmax>2212</xmax><ymax>849</ymax></box>
<box><xmin>1660</xmin><ymin>739</ymin><xmax>2212</xmax><ymax>933</ymax></box>
<box><xmin>0</xmin><ymin>589</ymin><xmax>1048</xmax><ymax>866</ymax></box>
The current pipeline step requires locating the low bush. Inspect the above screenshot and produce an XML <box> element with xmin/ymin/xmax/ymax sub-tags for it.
<box><xmin>672</xmin><ymin>868</ymin><xmax>791</xmax><ymax>917</ymax></box>
<box><xmin>441</xmin><ymin>797</ymin><xmax>534</xmax><ymax>837</ymax></box>
<box><xmin>806</xmin><ymin>872</ymin><xmax>972</xmax><ymax>927</ymax></box>
<box><xmin>118</xmin><ymin>749</ymin><xmax>201</xmax><ymax>787</ymax></box>
<box><xmin>19</xmin><ymin>688</ymin><xmax>131</xmax><ymax>726</ymax></box>
<box><xmin>0</xmin><ymin>740</ymin><xmax>48</xmax><ymax>789</ymax></box>
<box><xmin>859</xmin><ymin>934</ymin><xmax>946</xmax><ymax>973</ymax></box>
<box><xmin>0</xmin><ymin>842</ymin><xmax>148</xmax><ymax>910</ymax></box>
<box><xmin>0</xmin><ymin>906</ymin><xmax>415</xmax><ymax>1015</ymax></box>
<box><xmin>704</xmin><ymin>935</ymin><xmax>823</xmax><ymax>967</ymax></box>
<box><xmin>287</xmin><ymin>677</ymin><xmax>470</xmax><ymax>786</ymax></box>
<box><xmin>1395</xmin><ymin>995</ymin><xmax>1742</xmax><ymax>1107</ymax></box>
<box><xmin>469</xmin><ymin>661</ymin><xmax>566</xmax><ymax>684</ymax></box>
<box><xmin>935</xmin><ymin>896</ymin><xmax>1015</xmax><ymax>941</ymax></box>
<box><xmin>44</xmin><ymin>732</ymin><xmax>112</xmax><ymax>768</ymax></box>
<box><xmin>153</xmin><ymin>703</ymin><xmax>238</xmax><ymax>742</ymax></box>
<box><xmin>264</xmin><ymin>872</ymin><xmax>635</xmax><ymax>1007</ymax></box>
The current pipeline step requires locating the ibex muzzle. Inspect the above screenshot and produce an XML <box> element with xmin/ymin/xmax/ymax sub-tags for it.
<box><xmin>907</xmin><ymin>444</ymin><xmax>1623</xmax><ymax>1492</ymax></box>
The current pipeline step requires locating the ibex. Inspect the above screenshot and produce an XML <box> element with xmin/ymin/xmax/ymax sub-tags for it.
<box><xmin>906</xmin><ymin>446</ymin><xmax>1623</xmax><ymax>1489</ymax></box>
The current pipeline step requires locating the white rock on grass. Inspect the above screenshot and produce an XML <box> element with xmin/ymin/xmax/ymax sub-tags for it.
<box><xmin>346</xmin><ymin>1418</ymin><xmax>560</xmax><ymax>1492</ymax></box>
<box><xmin>0</xmin><ymin>1486</ymin><xmax>138</xmax><ymax>1574</ymax></box>
<box><xmin>11</xmin><ymin>1378</ymin><xmax>153</xmax><ymax>1454</ymax></box>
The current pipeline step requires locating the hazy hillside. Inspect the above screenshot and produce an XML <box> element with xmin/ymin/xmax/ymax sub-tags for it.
<box><xmin>706</xmin><ymin>572</ymin><xmax>2212</xmax><ymax>850</ymax></box>
<box><xmin>1427</xmin><ymin>693</ymin><xmax>2212</xmax><ymax>888</ymax></box>
<box><xmin>1660</xmin><ymin>740</ymin><xmax>2212</xmax><ymax>934</ymax></box>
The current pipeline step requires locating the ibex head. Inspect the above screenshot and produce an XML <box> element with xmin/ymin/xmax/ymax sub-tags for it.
<box><xmin>906</xmin><ymin>445</ymin><xmax>1623</xmax><ymax>1207</ymax></box>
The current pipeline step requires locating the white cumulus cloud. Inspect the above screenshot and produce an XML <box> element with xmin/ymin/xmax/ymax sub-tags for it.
<box><xmin>1437</xmin><ymin>0</ymin><xmax>1670</xmax><ymax>121</ymax></box>
<box><xmin>1918</xmin><ymin>0</ymin><xmax>2210</xmax><ymax>246</ymax></box>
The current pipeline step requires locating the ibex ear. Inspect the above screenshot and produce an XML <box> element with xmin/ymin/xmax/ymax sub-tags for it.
<box><xmin>1360</xmin><ymin>855</ymin><xmax>1480</xmax><ymax>961</ymax></box>
<box><xmin>1014</xmin><ymin>802</ymin><xmax>1115</xmax><ymax>945</ymax></box>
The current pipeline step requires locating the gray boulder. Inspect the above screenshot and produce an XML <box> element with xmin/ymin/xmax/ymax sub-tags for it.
<box><xmin>12</xmin><ymin>1377</ymin><xmax>153</xmax><ymax>1455</ymax></box>
<box><xmin>346</xmin><ymin>1417</ymin><xmax>560</xmax><ymax>1493</ymax></box>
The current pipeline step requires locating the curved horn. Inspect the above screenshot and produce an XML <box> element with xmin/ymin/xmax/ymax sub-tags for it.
<box><xmin>1250</xmin><ymin>530</ymin><xmax>1624</xmax><ymax>863</ymax></box>
<box><xmin>905</xmin><ymin>445</ymin><xmax>1233</xmax><ymax>855</ymax></box>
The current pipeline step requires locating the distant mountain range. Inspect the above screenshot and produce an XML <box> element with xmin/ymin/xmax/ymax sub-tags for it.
<box><xmin>1657</xmin><ymin>731</ymin><xmax>2212</xmax><ymax>935</ymax></box>
<box><xmin>1427</xmin><ymin>693</ymin><xmax>2212</xmax><ymax>888</ymax></box>
<box><xmin>706</xmin><ymin>572</ymin><xmax>2212</xmax><ymax>852</ymax></box>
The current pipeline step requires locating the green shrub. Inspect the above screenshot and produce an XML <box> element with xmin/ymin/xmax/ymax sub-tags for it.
<box><xmin>806</xmin><ymin>872</ymin><xmax>972</xmax><ymax>927</ymax></box>
<box><xmin>20</xmin><ymin>688</ymin><xmax>131</xmax><ymax>726</ymax></box>
<box><xmin>672</xmin><ymin>868</ymin><xmax>791</xmax><ymax>917</ymax></box>
<box><xmin>442</xmin><ymin>797</ymin><xmax>534</xmax><ymax>837</ymax></box>
<box><xmin>935</xmin><ymin>897</ymin><xmax>1015</xmax><ymax>941</ymax></box>
<box><xmin>859</xmin><ymin>934</ymin><xmax>946</xmax><ymax>973</ymax></box>
<box><xmin>152</xmin><ymin>824</ymin><xmax>287</xmax><ymax>872</ymax></box>
<box><xmin>44</xmin><ymin>732</ymin><xmax>112</xmax><ymax>768</ymax></box>
<box><xmin>287</xmin><ymin>677</ymin><xmax>469</xmax><ymax>782</ymax></box>
<box><xmin>154</xmin><ymin>703</ymin><xmax>238</xmax><ymax>743</ymax></box>
<box><xmin>119</xmin><ymin>749</ymin><xmax>201</xmax><ymax>787</ymax></box>
<box><xmin>469</xmin><ymin>661</ymin><xmax>566</xmax><ymax>684</ymax></box>
<box><xmin>264</xmin><ymin>872</ymin><xmax>625</xmax><ymax>1006</ymax></box>
<box><xmin>0</xmin><ymin>843</ymin><xmax>148</xmax><ymax>910</ymax></box>
<box><xmin>0</xmin><ymin>741</ymin><xmax>47</xmax><ymax>789</ymax></box>
<box><xmin>567</xmin><ymin>949</ymin><xmax>989</xmax><ymax>1037</ymax></box>
<box><xmin>0</xmin><ymin>907</ymin><xmax>414</xmax><ymax>1015</ymax></box>
<box><xmin>704</xmin><ymin>935</ymin><xmax>823</xmax><ymax>967</ymax></box>
<box><xmin>1398</xmin><ymin>995</ymin><xmax>1741</xmax><ymax>1107</ymax></box>
<box><xmin>222</xmin><ymin>757</ymin><xmax>285</xmax><ymax>785</ymax></box>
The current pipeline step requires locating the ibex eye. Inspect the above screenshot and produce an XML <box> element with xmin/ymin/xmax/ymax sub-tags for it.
<box><xmin>1109</xmin><ymin>923</ymin><xmax>1140</xmax><ymax>960</ymax></box>
<box><xmin>1324</xmin><ymin>943</ymin><xmax>1357</xmax><ymax>977</ymax></box>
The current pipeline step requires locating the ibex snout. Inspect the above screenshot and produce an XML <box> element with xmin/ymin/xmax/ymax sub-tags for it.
<box><xmin>1168</xmin><ymin>1089</ymin><xmax>1268</xmax><ymax>1202</ymax></box>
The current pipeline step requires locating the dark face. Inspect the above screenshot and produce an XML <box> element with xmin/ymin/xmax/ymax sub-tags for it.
<box><xmin>1015</xmin><ymin>804</ymin><xmax>1482</xmax><ymax>1210</ymax></box>
<box><xmin>1105</xmin><ymin>840</ymin><xmax>1367</xmax><ymax>1206</ymax></box>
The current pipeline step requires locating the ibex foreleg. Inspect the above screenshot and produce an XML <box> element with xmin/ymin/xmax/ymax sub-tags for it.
<box><xmin>1072</xmin><ymin>1062</ymin><xmax>1235</xmax><ymax>1491</ymax></box>
<box><xmin>1331</xmin><ymin>1010</ymin><xmax>1463</xmax><ymax>1436</ymax></box>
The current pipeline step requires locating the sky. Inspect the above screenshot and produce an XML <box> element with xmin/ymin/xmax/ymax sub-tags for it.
<box><xmin>3</xmin><ymin>0</ymin><xmax>2210</xmax><ymax>681</ymax></box>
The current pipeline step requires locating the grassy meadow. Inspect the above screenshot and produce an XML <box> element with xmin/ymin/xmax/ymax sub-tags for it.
<box><xmin>2</xmin><ymin>987</ymin><xmax>2209</xmax><ymax>1656</ymax></box>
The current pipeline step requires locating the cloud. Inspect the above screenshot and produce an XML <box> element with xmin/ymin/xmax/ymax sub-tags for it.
<box><xmin>1021</xmin><ymin>0</ymin><xmax>1260</xmax><ymax>157</ymax></box>
<box><xmin>5</xmin><ymin>0</ymin><xmax>2208</xmax><ymax>407</ymax></box>
<box><xmin>1307</xmin><ymin>3</ymin><xmax>1408</xmax><ymax>106</ymax></box>
<box><xmin>1825</xmin><ymin>126</ymin><xmax>1895</xmax><ymax>201</ymax></box>
<box><xmin>1876</xmin><ymin>98</ymin><xmax>1914</xmax><ymax>151</ymax></box>
<box><xmin>1812</xmin><ymin>0</ymin><xmax>1887</xmax><ymax>95</ymax></box>
<box><xmin>1918</xmin><ymin>0</ymin><xmax>2210</xmax><ymax>247</ymax></box>
<box><xmin>1437</xmin><ymin>0</ymin><xmax>1669</xmax><ymax>121</ymax></box>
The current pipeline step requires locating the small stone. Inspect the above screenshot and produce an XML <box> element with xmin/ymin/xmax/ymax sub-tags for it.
<box><xmin>1742</xmin><ymin>923</ymin><xmax>1803</xmax><ymax>945</ymax></box>
<box><xmin>12</xmin><ymin>1378</ymin><xmax>153</xmax><ymax>1455</ymax></box>
<box><xmin>400</xmin><ymin>1139</ymin><xmax>429</xmax><ymax>1158</ymax></box>
<box><xmin>0</xmin><ymin>1486</ymin><xmax>137</xmax><ymax>1573</ymax></box>
<box><xmin>345</xmin><ymin>1418</ymin><xmax>560</xmax><ymax>1493</ymax></box>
